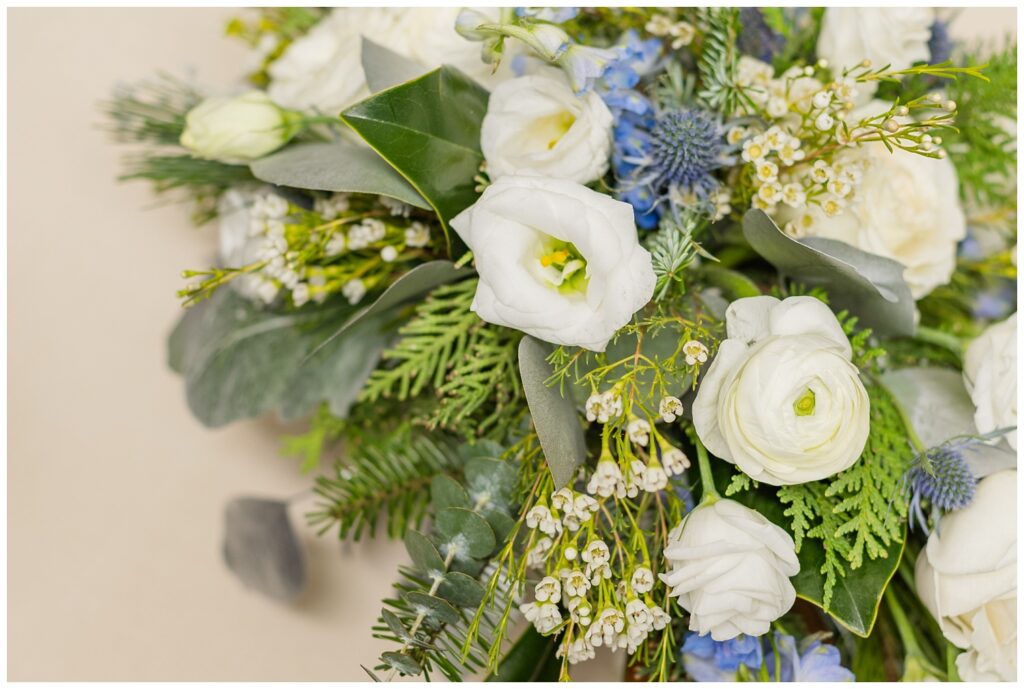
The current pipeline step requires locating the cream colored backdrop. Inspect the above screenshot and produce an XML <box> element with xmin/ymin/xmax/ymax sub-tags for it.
<box><xmin>7</xmin><ymin>6</ymin><xmax>1016</xmax><ymax>681</ymax></box>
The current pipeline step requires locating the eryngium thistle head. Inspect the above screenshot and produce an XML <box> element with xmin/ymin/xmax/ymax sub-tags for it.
<box><xmin>908</xmin><ymin>446</ymin><xmax>977</xmax><ymax>512</ymax></box>
<box><xmin>649</xmin><ymin>108</ymin><xmax>725</xmax><ymax>192</ymax></box>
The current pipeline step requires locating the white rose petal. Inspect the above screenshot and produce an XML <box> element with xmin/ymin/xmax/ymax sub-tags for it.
<box><xmin>693</xmin><ymin>296</ymin><xmax>869</xmax><ymax>485</ymax></box>
<box><xmin>963</xmin><ymin>314</ymin><xmax>1018</xmax><ymax>450</ymax></box>
<box><xmin>915</xmin><ymin>470</ymin><xmax>1017</xmax><ymax>682</ymax></box>
<box><xmin>450</xmin><ymin>176</ymin><xmax>655</xmax><ymax>351</ymax></box>
<box><xmin>660</xmin><ymin>499</ymin><xmax>799</xmax><ymax>640</ymax></box>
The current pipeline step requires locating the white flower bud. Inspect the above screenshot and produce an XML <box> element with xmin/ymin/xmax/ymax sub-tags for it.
<box><xmin>180</xmin><ymin>91</ymin><xmax>298</xmax><ymax>164</ymax></box>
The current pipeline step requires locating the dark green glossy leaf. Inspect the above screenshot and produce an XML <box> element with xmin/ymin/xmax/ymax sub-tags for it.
<box><xmin>404</xmin><ymin>591</ymin><xmax>461</xmax><ymax>625</ymax></box>
<box><xmin>486</xmin><ymin>627</ymin><xmax>561</xmax><ymax>681</ymax></box>
<box><xmin>437</xmin><ymin>571</ymin><xmax>486</xmax><ymax>608</ymax></box>
<box><xmin>743</xmin><ymin>209</ymin><xmax>916</xmax><ymax>337</ymax></box>
<box><xmin>404</xmin><ymin>530</ymin><xmax>446</xmax><ymax>574</ymax></box>
<box><xmin>250</xmin><ymin>142</ymin><xmax>429</xmax><ymax>209</ymax></box>
<box><xmin>361</xmin><ymin>37</ymin><xmax>427</xmax><ymax>93</ymax></box>
<box><xmin>342</xmin><ymin>66</ymin><xmax>489</xmax><ymax>251</ymax></box>
<box><xmin>431</xmin><ymin>475</ymin><xmax>471</xmax><ymax>512</ymax></box>
<box><xmin>380</xmin><ymin>651</ymin><xmax>422</xmax><ymax>676</ymax></box>
<box><xmin>436</xmin><ymin>507</ymin><xmax>495</xmax><ymax>559</ymax></box>
<box><xmin>518</xmin><ymin>336</ymin><xmax>587</xmax><ymax>489</ymax></box>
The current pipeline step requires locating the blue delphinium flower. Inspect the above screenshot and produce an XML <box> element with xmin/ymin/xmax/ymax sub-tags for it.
<box><xmin>515</xmin><ymin>7</ymin><xmax>579</xmax><ymax>23</ymax></box>
<box><xmin>972</xmin><ymin>284</ymin><xmax>1017</xmax><ymax>320</ymax></box>
<box><xmin>680</xmin><ymin>632</ymin><xmax>764</xmax><ymax>682</ymax></box>
<box><xmin>772</xmin><ymin>633</ymin><xmax>856</xmax><ymax>682</ymax></box>
<box><xmin>928</xmin><ymin>19</ymin><xmax>953</xmax><ymax>65</ymax></box>
<box><xmin>737</xmin><ymin>8</ymin><xmax>785</xmax><ymax>62</ymax></box>
<box><xmin>907</xmin><ymin>443</ymin><xmax>978</xmax><ymax>533</ymax></box>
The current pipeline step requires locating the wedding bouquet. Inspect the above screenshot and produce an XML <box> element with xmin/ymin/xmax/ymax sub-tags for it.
<box><xmin>105</xmin><ymin>7</ymin><xmax>1018</xmax><ymax>682</ymax></box>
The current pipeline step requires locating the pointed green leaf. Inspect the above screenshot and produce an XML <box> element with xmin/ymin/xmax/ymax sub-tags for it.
<box><xmin>436</xmin><ymin>507</ymin><xmax>495</xmax><ymax>559</ymax></box>
<box><xmin>743</xmin><ymin>208</ymin><xmax>916</xmax><ymax>337</ymax></box>
<box><xmin>518</xmin><ymin>336</ymin><xmax>587</xmax><ymax>488</ymax></box>
<box><xmin>361</xmin><ymin>37</ymin><xmax>428</xmax><ymax>93</ymax></box>
<box><xmin>250</xmin><ymin>141</ymin><xmax>429</xmax><ymax>209</ymax></box>
<box><xmin>341</xmin><ymin>66</ymin><xmax>489</xmax><ymax>251</ymax></box>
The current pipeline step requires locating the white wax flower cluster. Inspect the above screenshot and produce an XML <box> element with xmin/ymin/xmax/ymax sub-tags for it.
<box><xmin>693</xmin><ymin>296</ymin><xmax>870</xmax><ymax>485</ymax></box>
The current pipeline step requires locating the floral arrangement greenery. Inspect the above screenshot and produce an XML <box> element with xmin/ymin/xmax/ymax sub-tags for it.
<box><xmin>105</xmin><ymin>6</ymin><xmax>1018</xmax><ymax>682</ymax></box>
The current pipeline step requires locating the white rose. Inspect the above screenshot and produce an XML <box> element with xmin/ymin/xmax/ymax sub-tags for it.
<box><xmin>450</xmin><ymin>176</ymin><xmax>655</xmax><ymax>351</ymax></box>
<box><xmin>693</xmin><ymin>296</ymin><xmax>870</xmax><ymax>485</ymax></box>
<box><xmin>817</xmin><ymin>8</ymin><xmax>934</xmax><ymax>102</ymax></box>
<box><xmin>786</xmin><ymin>140</ymin><xmax>966</xmax><ymax>299</ymax></box>
<box><xmin>660</xmin><ymin>499</ymin><xmax>799</xmax><ymax>640</ymax></box>
<box><xmin>482</xmin><ymin>71</ymin><xmax>613</xmax><ymax>184</ymax></box>
<box><xmin>267</xmin><ymin>8</ymin><xmax>504</xmax><ymax>114</ymax></box>
<box><xmin>964</xmin><ymin>313</ymin><xmax>1018</xmax><ymax>450</ymax></box>
<box><xmin>915</xmin><ymin>470</ymin><xmax>1017</xmax><ymax>682</ymax></box>
<box><xmin>180</xmin><ymin>91</ymin><xmax>297</xmax><ymax>164</ymax></box>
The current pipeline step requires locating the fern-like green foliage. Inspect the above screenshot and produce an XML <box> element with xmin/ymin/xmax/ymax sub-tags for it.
<box><xmin>697</xmin><ymin>8</ymin><xmax>752</xmax><ymax>116</ymax></box>
<box><xmin>776</xmin><ymin>383</ymin><xmax>913</xmax><ymax>606</ymax></box>
<box><xmin>309</xmin><ymin>433</ymin><xmax>462</xmax><ymax>541</ymax></box>
<box><xmin>359</xmin><ymin>279</ymin><xmax>526</xmax><ymax>441</ymax></box>
<box><xmin>648</xmin><ymin>214</ymin><xmax>701</xmax><ymax>301</ymax></box>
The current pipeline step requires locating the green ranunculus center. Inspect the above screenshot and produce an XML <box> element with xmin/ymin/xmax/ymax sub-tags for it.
<box><xmin>538</xmin><ymin>239</ymin><xmax>588</xmax><ymax>294</ymax></box>
<box><xmin>793</xmin><ymin>388</ymin><xmax>816</xmax><ymax>417</ymax></box>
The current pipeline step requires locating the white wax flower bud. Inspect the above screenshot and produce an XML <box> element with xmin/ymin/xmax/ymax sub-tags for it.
<box><xmin>180</xmin><ymin>91</ymin><xmax>298</xmax><ymax>164</ymax></box>
<box><xmin>814</xmin><ymin>112</ymin><xmax>835</xmax><ymax>131</ymax></box>
<box><xmin>812</xmin><ymin>90</ymin><xmax>832</xmax><ymax>109</ymax></box>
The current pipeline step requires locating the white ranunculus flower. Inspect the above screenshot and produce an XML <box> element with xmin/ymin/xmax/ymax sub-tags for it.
<box><xmin>784</xmin><ymin>140</ymin><xmax>966</xmax><ymax>299</ymax></box>
<box><xmin>267</xmin><ymin>8</ymin><xmax>504</xmax><ymax>114</ymax></box>
<box><xmin>481</xmin><ymin>70</ymin><xmax>613</xmax><ymax>184</ymax></box>
<box><xmin>660</xmin><ymin>499</ymin><xmax>799</xmax><ymax>640</ymax></box>
<box><xmin>450</xmin><ymin>175</ymin><xmax>655</xmax><ymax>351</ymax></box>
<box><xmin>817</xmin><ymin>8</ymin><xmax>934</xmax><ymax>102</ymax></box>
<box><xmin>963</xmin><ymin>313</ymin><xmax>1018</xmax><ymax>450</ymax></box>
<box><xmin>916</xmin><ymin>470</ymin><xmax>1017</xmax><ymax>682</ymax></box>
<box><xmin>180</xmin><ymin>91</ymin><xmax>298</xmax><ymax>164</ymax></box>
<box><xmin>693</xmin><ymin>296</ymin><xmax>870</xmax><ymax>485</ymax></box>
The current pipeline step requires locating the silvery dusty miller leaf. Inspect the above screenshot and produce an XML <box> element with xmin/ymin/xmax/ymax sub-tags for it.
<box><xmin>742</xmin><ymin>209</ymin><xmax>916</xmax><ymax>337</ymax></box>
<box><xmin>222</xmin><ymin>497</ymin><xmax>306</xmax><ymax>602</ymax></box>
<box><xmin>518</xmin><ymin>336</ymin><xmax>587</xmax><ymax>489</ymax></box>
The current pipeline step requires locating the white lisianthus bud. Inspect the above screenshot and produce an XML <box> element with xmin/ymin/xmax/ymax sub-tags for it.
<box><xmin>963</xmin><ymin>314</ymin><xmax>1018</xmax><ymax>450</ymax></box>
<box><xmin>692</xmin><ymin>296</ymin><xmax>870</xmax><ymax>485</ymax></box>
<box><xmin>481</xmin><ymin>71</ymin><xmax>613</xmax><ymax>184</ymax></box>
<box><xmin>661</xmin><ymin>499</ymin><xmax>799</xmax><ymax>640</ymax></box>
<box><xmin>915</xmin><ymin>471</ymin><xmax>1017</xmax><ymax>681</ymax></box>
<box><xmin>450</xmin><ymin>176</ymin><xmax>655</xmax><ymax>351</ymax></box>
<box><xmin>180</xmin><ymin>91</ymin><xmax>299</xmax><ymax>164</ymax></box>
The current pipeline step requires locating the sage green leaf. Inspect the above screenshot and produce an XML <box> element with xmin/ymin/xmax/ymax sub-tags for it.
<box><xmin>250</xmin><ymin>142</ymin><xmax>429</xmax><ymax>209</ymax></box>
<box><xmin>404</xmin><ymin>530</ymin><xmax>446</xmax><ymax>574</ymax></box>
<box><xmin>464</xmin><ymin>457</ymin><xmax>517</xmax><ymax>508</ymax></box>
<box><xmin>743</xmin><ymin>209</ymin><xmax>916</xmax><ymax>337</ymax></box>
<box><xmin>309</xmin><ymin>260</ymin><xmax>467</xmax><ymax>359</ymax></box>
<box><xmin>486</xmin><ymin>628</ymin><xmax>561</xmax><ymax>682</ymax></box>
<box><xmin>380</xmin><ymin>651</ymin><xmax>422</xmax><ymax>676</ymax></box>
<box><xmin>361</xmin><ymin>37</ymin><xmax>428</xmax><ymax>93</ymax></box>
<box><xmin>881</xmin><ymin>367</ymin><xmax>1016</xmax><ymax>477</ymax></box>
<box><xmin>431</xmin><ymin>475</ymin><xmax>471</xmax><ymax>512</ymax></box>
<box><xmin>518</xmin><ymin>336</ymin><xmax>587</xmax><ymax>489</ymax></box>
<box><xmin>381</xmin><ymin>609</ymin><xmax>411</xmax><ymax>642</ymax></box>
<box><xmin>699</xmin><ymin>263</ymin><xmax>762</xmax><ymax>300</ymax></box>
<box><xmin>404</xmin><ymin>591</ymin><xmax>461</xmax><ymax>625</ymax></box>
<box><xmin>480</xmin><ymin>507</ymin><xmax>516</xmax><ymax>544</ymax></box>
<box><xmin>436</xmin><ymin>507</ymin><xmax>495</xmax><ymax>559</ymax></box>
<box><xmin>341</xmin><ymin>66</ymin><xmax>489</xmax><ymax>250</ymax></box>
<box><xmin>458</xmin><ymin>439</ymin><xmax>505</xmax><ymax>461</ymax></box>
<box><xmin>437</xmin><ymin>571</ymin><xmax>485</xmax><ymax>608</ymax></box>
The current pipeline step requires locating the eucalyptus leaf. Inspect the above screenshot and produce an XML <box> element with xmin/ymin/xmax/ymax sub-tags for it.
<box><xmin>404</xmin><ymin>591</ymin><xmax>461</xmax><ymax>625</ymax></box>
<box><xmin>431</xmin><ymin>475</ymin><xmax>471</xmax><ymax>512</ymax></box>
<box><xmin>436</xmin><ymin>507</ymin><xmax>495</xmax><ymax>559</ymax></box>
<box><xmin>380</xmin><ymin>651</ymin><xmax>422</xmax><ymax>676</ymax></box>
<box><xmin>361</xmin><ymin>37</ymin><xmax>428</xmax><ymax>93</ymax></box>
<box><xmin>342</xmin><ymin>66</ymin><xmax>489</xmax><ymax>251</ymax></box>
<box><xmin>518</xmin><ymin>336</ymin><xmax>587</xmax><ymax>489</ymax></box>
<box><xmin>458</xmin><ymin>439</ymin><xmax>505</xmax><ymax>461</ymax></box>
<box><xmin>743</xmin><ymin>209</ymin><xmax>916</xmax><ymax>337</ymax></box>
<box><xmin>464</xmin><ymin>457</ymin><xmax>517</xmax><ymax>508</ymax></box>
<box><xmin>250</xmin><ymin>142</ymin><xmax>429</xmax><ymax>209</ymax></box>
<box><xmin>437</xmin><ymin>571</ymin><xmax>486</xmax><ymax>608</ymax></box>
<box><xmin>381</xmin><ymin>609</ymin><xmax>411</xmax><ymax>642</ymax></box>
<box><xmin>222</xmin><ymin>497</ymin><xmax>306</xmax><ymax>602</ymax></box>
<box><xmin>404</xmin><ymin>530</ymin><xmax>446</xmax><ymax>574</ymax></box>
<box><xmin>308</xmin><ymin>260</ymin><xmax>467</xmax><ymax>359</ymax></box>
<box><xmin>479</xmin><ymin>507</ymin><xmax>516</xmax><ymax>544</ymax></box>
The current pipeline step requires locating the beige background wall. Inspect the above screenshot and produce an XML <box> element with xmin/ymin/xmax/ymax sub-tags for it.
<box><xmin>7</xmin><ymin>7</ymin><xmax>1017</xmax><ymax>681</ymax></box>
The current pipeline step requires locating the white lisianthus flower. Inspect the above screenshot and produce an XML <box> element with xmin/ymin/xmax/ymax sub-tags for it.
<box><xmin>660</xmin><ymin>499</ymin><xmax>799</xmax><ymax>640</ymax></box>
<box><xmin>180</xmin><ymin>91</ymin><xmax>298</xmax><ymax>164</ymax></box>
<box><xmin>693</xmin><ymin>296</ymin><xmax>870</xmax><ymax>485</ymax></box>
<box><xmin>268</xmin><ymin>8</ymin><xmax>504</xmax><ymax>114</ymax></box>
<box><xmin>481</xmin><ymin>71</ymin><xmax>613</xmax><ymax>184</ymax></box>
<box><xmin>963</xmin><ymin>313</ymin><xmax>1018</xmax><ymax>450</ymax></box>
<box><xmin>916</xmin><ymin>470</ymin><xmax>1017</xmax><ymax>682</ymax></box>
<box><xmin>450</xmin><ymin>176</ymin><xmax>655</xmax><ymax>351</ymax></box>
<box><xmin>817</xmin><ymin>8</ymin><xmax>934</xmax><ymax>102</ymax></box>
<box><xmin>781</xmin><ymin>138</ymin><xmax>966</xmax><ymax>299</ymax></box>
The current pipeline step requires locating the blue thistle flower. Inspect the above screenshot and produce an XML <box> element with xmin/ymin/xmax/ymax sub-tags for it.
<box><xmin>648</xmin><ymin>108</ymin><xmax>727</xmax><ymax>194</ymax></box>
<box><xmin>907</xmin><ymin>444</ymin><xmax>978</xmax><ymax>532</ymax></box>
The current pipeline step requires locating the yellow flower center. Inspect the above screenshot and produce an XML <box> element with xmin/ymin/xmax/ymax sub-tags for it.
<box><xmin>794</xmin><ymin>389</ymin><xmax>816</xmax><ymax>417</ymax></box>
<box><xmin>537</xmin><ymin>240</ymin><xmax>588</xmax><ymax>294</ymax></box>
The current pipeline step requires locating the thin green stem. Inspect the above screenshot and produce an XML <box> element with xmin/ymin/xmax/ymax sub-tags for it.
<box><xmin>692</xmin><ymin>435</ymin><xmax>720</xmax><ymax>502</ymax></box>
<box><xmin>913</xmin><ymin>325</ymin><xmax>964</xmax><ymax>363</ymax></box>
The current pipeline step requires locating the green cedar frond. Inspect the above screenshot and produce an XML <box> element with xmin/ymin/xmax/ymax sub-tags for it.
<box><xmin>100</xmin><ymin>73</ymin><xmax>201</xmax><ymax>146</ymax></box>
<box><xmin>696</xmin><ymin>8</ymin><xmax>753</xmax><ymax>117</ymax></box>
<box><xmin>309</xmin><ymin>433</ymin><xmax>461</xmax><ymax>541</ymax></box>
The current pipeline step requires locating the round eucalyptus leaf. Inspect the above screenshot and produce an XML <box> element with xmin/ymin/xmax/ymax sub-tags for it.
<box><xmin>480</xmin><ymin>507</ymin><xmax>517</xmax><ymax>543</ymax></box>
<box><xmin>436</xmin><ymin>507</ymin><xmax>496</xmax><ymax>559</ymax></box>
<box><xmin>464</xmin><ymin>457</ymin><xmax>517</xmax><ymax>508</ymax></box>
<box><xmin>431</xmin><ymin>475</ymin><xmax>470</xmax><ymax>512</ymax></box>
<box><xmin>405</xmin><ymin>591</ymin><xmax>461</xmax><ymax>625</ymax></box>
<box><xmin>449</xmin><ymin>555</ymin><xmax>486</xmax><ymax>578</ymax></box>
<box><xmin>381</xmin><ymin>609</ymin><xmax>411</xmax><ymax>642</ymax></box>
<box><xmin>404</xmin><ymin>530</ymin><xmax>446</xmax><ymax>575</ymax></box>
<box><xmin>458</xmin><ymin>439</ymin><xmax>505</xmax><ymax>461</ymax></box>
<box><xmin>380</xmin><ymin>651</ymin><xmax>422</xmax><ymax>676</ymax></box>
<box><xmin>437</xmin><ymin>571</ymin><xmax>486</xmax><ymax>608</ymax></box>
<box><xmin>222</xmin><ymin>497</ymin><xmax>306</xmax><ymax>602</ymax></box>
